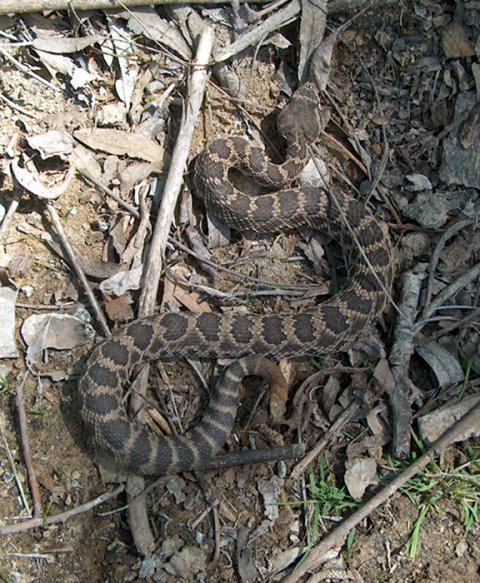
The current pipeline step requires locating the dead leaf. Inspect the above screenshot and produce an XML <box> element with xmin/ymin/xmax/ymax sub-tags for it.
<box><xmin>459</xmin><ymin>104</ymin><xmax>480</xmax><ymax>149</ymax></box>
<box><xmin>46</xmin><ymin>239</ymin><xmax>126</xmax><ymax>281</ymax></box>
<box><xmin>440</xmin><ymin>22</ymin><xmax>475</xmax><ymax>58</ymax></box>
<box><xmin>107</xmin><ymin>16</ymin><xmax>138</xmax><ymax>108</ymax></box>
<box><xmin>372</xmin><ymin>358</ymin><xmax>395</xmax><ymax>394</ymax></box>
<box><xmin>347</xmin><ymin>432</ymin><xmax>390</xmax><ymax>459</ymax></box>
<box><xmin>32</xmin><ymin>35</ymin><xmax>104</xmax><ymax>54</ymax></box>
<box><xmin>172</xmin><ymin>284</ymin><xmax>212</xmax><ymax>313</ymax></box>
<box><xmin>74</xmin><ymin>128</ymin><xmax>165</xmax><ymax>165</ymax></box>
<box><xmin>311</xmin><ymin>32</ymin><xmax>336</xmax><ymax>91</ymax></box>
<box><xmin>119</xmin><ymin>162</ymin><xmax>157</xmax><ymax>195</ymax></box>
<box><xmin>27</xmin><ymin>131</ymin><xmax>74</xmax><ymax>160</ymax></box>
<box><xmin>163</xmin><ymin>546</ymin><xmax>207</xmax><ymax>578</ymax></box>
<box><xmin>11</xmin><ymin>157</ymin><xmax>74</xmax><ymax>200</ymax></box>
<box><xmin>105</xmin><ymin>294</ymin><xmax>134</xmax><ymax>322</ymax></box>
<box><xmin>344</xmin><ymin>457</ymin><xmax>377</xmax><ymax>499</ymax></box>
<box><xmin>365</xmin><ymin>404</ymin><xmax>390</xmax><ymax>436</ymax></box>
<box><xmin>298</xmin><ymin>0</ymin><xmax>327</xmax><ymax>82</ymax></box>
<box><xmin>415</xmin><ymin>342</ymin><xmax>464</xmax><ymax>387</ymax></box>
<box><xmin>99</xmin><ymin>265</ymin><xmax>144</xmax><ymax>296</ymax></box>
<box><xmin>72</xmin><ymin>144</ymin><xmax>104</xmax><ymax>185</ymax></box>
<box><xmin>21</xmin><ymin>313</ymin><xmax>95</xmax><ymax>364</ymax></box>
<box><xmin>237</xmin><ymin>528</ymin><xmax>257</xmax><ymax>583</ymax></box>
<box><xmin>206</xmin><ymin>210</ymin><xmax>231</xmax><ymax>249</ymax></box>
<box><xmin>169</xmin><ymin>265</ymin><xmax>212</xmax><ymax>313</ymax></box>
<box><xmin>125</xmin><ymin>6</ymin><xmax>191</xmax><ymax>61</ymax></box>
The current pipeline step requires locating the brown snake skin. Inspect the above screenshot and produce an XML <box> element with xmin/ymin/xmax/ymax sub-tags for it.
<box><xmin>79</xmin><ymin>81</ymin><xmax>393</xmax><ymax>476</ymax></box>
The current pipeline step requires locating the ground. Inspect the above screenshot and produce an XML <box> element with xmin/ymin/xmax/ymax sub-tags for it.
<box><xmin>0</xmin><ymin>2</ymin><xmax>479</xmax><ymax>583</ymax></box>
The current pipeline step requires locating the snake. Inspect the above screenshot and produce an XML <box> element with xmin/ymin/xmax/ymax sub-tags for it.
<box><xmin>78</xmin><ymin>81</ymin><xmax>394</xmax><ymax>476</ymax></box>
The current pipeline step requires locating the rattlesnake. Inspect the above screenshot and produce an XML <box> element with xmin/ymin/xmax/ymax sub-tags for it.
<box><xmin>78</xmin><ymin>81</ymin><xmax>393</xmax><ymax>476</ymax></box>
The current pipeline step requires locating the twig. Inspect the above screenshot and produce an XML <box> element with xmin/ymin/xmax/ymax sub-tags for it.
<box><xmin>355</xmin><ymin>55</ymin><xmax>395</xmax><ymax>214</ymax></box>
<box><xmin>389</xmin><ymin>266</ymin><xmax>426</xmax><ymax>458</ymax></box>
<box><xmin>216</xmin><ymin>0</ymin><xmax>300</xmax><ymax>64</ymax></box>
<box><xmin>418</xmin><ymin>261</ymin><xmax>480</xmax><ymax>329</ymax></box>
<box><xmin>0</xmin><ymin>420</ymin><xmax>31</xmax><ymax>516</ymax></box>
<box><xmin>281</xmin><ymin>400</ymin><xmax>480</xmax><ymax>583</ymax></box>
<box><xmin>139</xmin><ymin>28</ymin><xmax>214</xmax><ymax>311</ymax></box>
<box><xmin>423</xmin><ymin>218</ymin><xmax>475</xmax><ymax>309</ymax></box>
<box><xmin>0</xmin><ymin>192</ymin><xmax>22</xmax><ymax>241</ymax></box>
<box><xmin>290</xmin><ymin>400</ymin><xmax>360</xmax><ymax>480</ymax></box>
<box><xmin>0</xmin><ymin>45</ymin><xmax>60</xmax><ymax>93</ymax></box>
<box><xmin>0</xmin><ymin>0</ymin><xmax>397</xmax><ymax>16</ymax></box>
<box><xmin>74</xmin><ymin>164</ymin><xmax>140</xmax><ymax>220</ymax></box>
<box><xmin>389</xmin><ymin>256</ymin><xmax>480</xmax><ymax>458</ymax></box>
<box><xmin>215</xmin><ymin>0</ymin><xmax>396</xmax><ymax>64</ymax></box>
<box><xmin>15</xmin><ymin>372</ymin><xmax>42</xmax><ymax>519</ymax></box>
<box><xmin>0</xmin><ymin>91</ymin><xmax>36</xmax><ymax>117</ymax></box>
<box><xmin>0</xmin><ymin>0</ymin><xmax>272</xmax><ymax>16</ymax></box>
<box><xmin>45</xmin><ymin>202</ymin><xmax>111</xmax><ymax>338</ymax></box>
<box><xmin>16</xmin><ymin>302</ymin><xmax>80</xmax><ymax>310</ymax></box>
<box><xmin>423</xmin><ymin>307</ymin><xmax>480</xmax><ymax>343</ymax></box>
<box><xmin>168</xmin><ymin>237</ymin><xmax>318</xmax><ymax>291</ymax></box>
<box><xmin>189</xmin><ymin>499</ymin><xmax>220</xmax><ymax>530</ymax></box>
<box><xmin>0</xmin><ymin>485</ymin><xmax>125</xmax><ymax>536</ymax></box>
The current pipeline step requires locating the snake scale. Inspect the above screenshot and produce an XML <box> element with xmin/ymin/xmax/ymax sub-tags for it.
<box><xmin>79</xmin><ymin>81</ymin><xmax>393</xmax><ymax>476</ymax></box>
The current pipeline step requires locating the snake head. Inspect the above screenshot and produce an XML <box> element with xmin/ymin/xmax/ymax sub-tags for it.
<box><xmin>276</xmin><ymin>82</ymin><xmax>322</xmax><ymax>144</ymax></box>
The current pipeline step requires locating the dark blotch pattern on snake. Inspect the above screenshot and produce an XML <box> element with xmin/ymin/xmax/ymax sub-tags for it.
<box><xmin>79</xmin><ymin>82</ymin><xmax>394</xmax><ymax>476</ymax></box>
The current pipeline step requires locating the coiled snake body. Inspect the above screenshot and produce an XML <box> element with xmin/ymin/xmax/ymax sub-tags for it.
<box><xmin>79</xmin><ymin>82</ymin><xmax>393</xmax><ymax>476</ymax></box>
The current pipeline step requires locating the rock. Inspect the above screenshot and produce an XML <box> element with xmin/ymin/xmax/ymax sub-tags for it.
<box><xmin>440</xmin><ymin>91</ymin><xmax>480</xmax><ymax>187</ymax></box>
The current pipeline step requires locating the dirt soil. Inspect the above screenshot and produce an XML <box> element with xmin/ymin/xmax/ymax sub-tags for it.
<box><xmin>0</xmin><ymin>2</ymin><xmax>479</xmax><ymax>583</ymax></box>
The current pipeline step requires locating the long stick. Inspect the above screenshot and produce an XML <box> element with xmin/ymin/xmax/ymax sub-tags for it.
<box><xmin>0</xmin><ymin>0</ymin><xmax>269</xmax><ymax>16</ymax></box>
<box><xmin>0</xmin><ymin>485</ymin><xmax>124</xmax><ymax>536</ymax></box>
<box><xmin>138</xmin><ymin>27</ymin><xmax>213</xmax><ymax>312</ymax></box>
<box><xmin>0</xmin><ymin>0</ymin><xmax>397</xmax><ymax>17</ymax></box>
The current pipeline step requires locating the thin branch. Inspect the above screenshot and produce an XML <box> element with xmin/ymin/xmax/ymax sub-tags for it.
<box><xmin>0</xmin><ymin>0</ymin><xmax>398</xmax><ymax>16</ymax></box>
<box><xmin>290</xmin><ymin>400</ymin><xmax>360</xmax><ymax>480</ymax></box>
<box><xmin>45</xmin><ymin>202</ymin><xmax>111</xmax><ymax>338</ymax></box>
<box><xmin>0</xmin><ymin>0</ymin><xmax>270</xmax><ymax>16</ymax></box>
<box><xmin>389</xmin><ymin>267</ymin><xmax>426</xmax><ymax>458</ymax></box>
<box><xmin>139</xmin><ymin>28</ymin><xmax>214</xmax><ymax>312</ymax></box>
<box><xmin>0</xmin><ymin>91</ymin><xmax>37</xmax><ymax>117</ymax></box>
<box><xmin>0</xmin><ymin>419</ymin><xmax>31</xmax><ymax>516</ymax></box>
<box><xmin>16</xmin><ymin>372</ymin><xmax>43</xmax><ymax>519</ymax></box>
<box><xmin>418</xmin><ymin>262</ymin><xmax>480</xmax><ymax>329</ymax></box>
<box><xmin>0</xmin><ymin>485</ymin><xmax>125</xmax><ymax>536</ymax></box>
<box><xmin>423</xmin><ymin>218</ymin><xmax>476</xmax><ymax>309</ymax></box>
<box><xmin>0</xmin><ymin>192</ymin><xmax>22</xmax><ymax>242</ymax></box>
<box><xmin>0</xmin><ymin>45</ymin><xmax>60</xmax><ymax>93</ymax></box>
<box><xmin>168</xmin><ymin>237</ymin><xmax>319</xmax><ymax>291</ymax></box>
